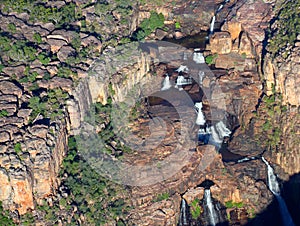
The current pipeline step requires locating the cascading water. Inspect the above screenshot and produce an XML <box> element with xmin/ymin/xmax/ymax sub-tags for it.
<box><xmin>161</xmin><ymin>75</ymin><xmax>172</xmax><ymax>91</ymax></box>
<box><xmin>209</xmin><ymin>16</ymin><xmax>216</xmax><ymax>35</ymax></box>
<box><xmin>209</xmin><ymin>0</ymin><xmax>230</xmax><ymax>36</ymax></box>
<box><xmin>198</xmin><ymin>71</ymin><xmax>205</xmax><ymax>85</ymax></box>
<box><xmin>262</xmin><ymin>157</ymin><xmax>280</xmax><ymax>194</ymax></box>
<box><xmin>195</xmin><ymin>102</ymin><xmax>206</xmax><ymax>126</ymax></box>
<box><xmin>193</xmin><ymin>51</ymin><xmax>205</xmax><ymax>64</ymax></box>
<box><xmin>178</xmin><ymin>198</ymin><xmax>190</xmax><ymax>226</ymax></box>
<box><xmin>204</xmin><ymin>189</ymin><xmax>219</xmax><ymax>226</ymax></box>
<box><xmin>262</xmin><ymin>157</ymin><xmax>295</xmax><ymax>226</ymax></box>
<box><xmin>215</xmin><ymin>121</ymin><xmax>231</xmax><ymax>138</ymax></box>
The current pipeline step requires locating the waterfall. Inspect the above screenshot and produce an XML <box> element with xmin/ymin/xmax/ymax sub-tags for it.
<box><xmin>209</xmin><ymin>16</ymin><xmax>216</xmax><ymax>34</ymax></box>
<box><xmin>193</xmin><ymin>52</ymin><xmax>205</xmax><ymax>64</ymax></box>
<box><xmin>161</xmin><ymin>75</ymin><xmax>172</xmax><ymax>91</ymax></box>
<box><xmin>208</xmin><ymin>0</ymin><xmax>230</xmax><ymax>37</ymax></box>
<box><xmin>195</xmin><ymin>102</ymin><xmax>206</xmax><ymax>126</ymax></box>
<box><xmin>237</xmin><ymin>156</ymin><xmax>256</xmax><ymax>163</ymax></box>
<box><xmin>215</xmin><ymin>121</ymin><xmax>231</xmax><ymax>138</ymax></box>
<box><xmin>176</xmin><ymin>65</ymin><xmax>189</xmax><ymax>73</ymax></box>
<box><xmin>198</xmin><ymin>71</ymin><xmax>205</xmax><ymax>85</ymax></box>
<box><xmin>262</xmin><ymin>157</ymin><xmax>280</xmax><ymax>194</ymax></box>
<box><xmin>262</xmin><ymin>157</ymin><xmax>295</xmax><ymax>226</ymax></box>
<box><xmin>178</xmin><ymin>199</ymin><xmax>190</xmax><ymax>226</ymax></box>
<box><xmin>204</xmin><ymin>189</ymin><xmax>218</xmax><ymax>226</ymax></box>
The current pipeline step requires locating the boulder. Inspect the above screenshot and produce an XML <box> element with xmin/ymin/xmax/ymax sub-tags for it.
<box><xmin>0</xmin><ymin>132</ymin><xmax>10</xmax><ymax>143</ymax></box>
<box><xmin>0</xmin><ymin>81</ymin><xmax>22</xmax><ymax>98</ymax></box>
<box><xmin>57</xmin><ymin>45</ymin><xmax>76</xmax><ymax>62</ymax></box>
<box><xmin>208</xmin><ymin>32</ymin><xmax>232</xmax><ymax>54</ymax></box>
<box><xmin>238</xmin><ymin>32</ymin><xmax>254</xmax><ymax>58</ymax></box>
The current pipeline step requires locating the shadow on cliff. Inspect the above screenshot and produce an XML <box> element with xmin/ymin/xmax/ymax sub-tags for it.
<box><xmin>246</xmin><ymin>173</ymin><xmax>300</xmax><ymax>226</ymax></box>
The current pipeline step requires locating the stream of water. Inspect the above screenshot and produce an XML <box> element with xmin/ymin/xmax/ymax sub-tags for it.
<box><xmin>262</xmin><ymin>157</ymin><xmax>295</xmax><ymax>226</ymax></box>
<box><xmin>204</xmin><ymin>189</ymin><xmax>219</xmax><ymax>226</ymax></box>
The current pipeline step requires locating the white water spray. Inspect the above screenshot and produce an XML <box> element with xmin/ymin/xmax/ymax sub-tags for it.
<box><xmin>176</xmin><ymin>65</ymin><xmax>189</xmax><ymax>73</ymax></box>
<box><xmin>198</xmin><ymin>71</ymin><xmax>205</xmax><ymax>85</ymax></box>
<box><xmin>161</xmin><ymin>75</ymin><xmax>172</xmax><ymax>91</ymax></box>
<box><xmin>262</xmin><ymin>157</ymin><xmax>280</xmax><ymax>194</ymax></box>
<box><xmin>215</xmin><ymin>121</ymin><xmax>231</xmax><ymax>138</ymax></box>
<box><xmin>210</xmin><ymin>125</ymin><xmax>223</xmax><ymax>144</ymax></box>
<box><xmin>195</xmin><ymin>102</ymin><xmax>206</xmax><ymax>126</ymax></box>
<box><xmin>210</xmin><ymin>16</ymin><xmax>216</xmax><ymax>34</ymax></box>
<box><xmin>193</xmin><ymin>52</ymin><xmax>205</xmax><ymax>64</ymax></box>
<box><xmin>179</xmin><ymin>199</ymin><xmax>189</xmax><ymax>226</ymax></box>
<box><xmin>262</xmin><ymin>157</ymin><xmax>295</xmax><ymax>226</ymax></box>
<box><xmin>204</xmin><ymin>189</ymin><xmax>218</xmax><ymax>226</ymax></box>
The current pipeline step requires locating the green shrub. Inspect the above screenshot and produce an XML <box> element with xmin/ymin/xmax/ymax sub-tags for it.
<box><xmin>262</xmin><ymin>120</ymin><xmax>272</xmax><ymax>131</ymax></box>
<box><xmin>154</xmin><ymin>193</ymin><xmax>170</xmax><ymax>202</ymax></box>
<box><xmin>175</xmin><ymin>21</ymin><xmax>181</xmax><ymax>29</ymax></box>
<box><xmin>7</xmin><ymin>23</ymin><xmax>16</xmax><ymax>33</ymax></box>
<box><xmin>0</xmin><ymin>64</ymin><xmax>4</xmax><ymax>72</ymax></box>
<box><xmin>133</xmin><ymin>11</ymin><xmax>165</xmax><ymax>40</ymax></box>
<box><xmin>33</xmin><ymin>33</ymin><xmax>42</xmax><ymax>44</ymax></box>
<box><xmin>190</xmin><ymin>199</ymin><xmax>201</xmax><ymax>220</ymax></box>
<box><xmin>0</xmin><ymin>201</ymin><xmax>15</xmax><ymax>225</ymax></box>
<box><xmin>225</xmin><ymin>200</ymin><xmax>244</xmax><ymax>208</ymax></box>
<box><xmin>37</xmin><ymin>53</ymin><xmax>50</xmax><ymax>65</ymax></box>
<box><xmin>14</xmin><ymin>143</ymin><xmax>22</xmax><ymax>154</ymax></box>
<box><xmin>0</xmin><ymin>110</ymin><xmax>8</xmax><ymax>117</ymax></box>
<box><xmin>267</xmin><ymin>0</ymin><xmax>300</xmax><ymax>57</ymax></box>
<box><xmin>205</xmin><ymin>54</ymin><xmax>218</xmax><ymax>65</ymax></box>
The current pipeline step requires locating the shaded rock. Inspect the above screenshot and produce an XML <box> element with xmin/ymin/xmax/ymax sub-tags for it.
<box><xmin>0</xmin><ymin>117</ymin><xmax>24</xmax><ymax>128</ymax></box>
<box><xmin>222</xmin><ymin>21</ymin><xmax>242</xmax><ymax>41</ymax></box>
<box><xmin>155</xmin><ymin>28</ymin><xmax>168</xmax><ymax>40</ymax></box>
<box><xmin>0</xmin><ymin>94</ymin><xmax>18</xmax><ymax>104</ymax></box>
<box><xmin>57</xmin><ymin>45</ymin><xmax>76</xmax><ymax>62</ymax></box>
<box><xmin>17</xmin><ymin>109</ymin><xmax>32</xmax><ymax>124</ymax></box>
<box><xmin>208</xmin><ymin>32</ymin><xmax>232</xmax><ymax>54</ymax></box>
<box><xmin>215</xmin><ymin>53</ymin><xmax>245</xmax><ymax>71</ymax></box>
<box><xmin>239</xmin><ymin>32</ymin><xmax>254</xmax><ymax>58</ymax></box>
<box><xmin>2</xmin><ymin>65</ymin><xmax>25</xmax><ymax>78</ymax></box>
<box><xmin>0</xmin><ymin>168</ymin><xmax>11</xmax><ymax>205</ymax></box>
<box><xmin>47</xmin><ymin>38</ymin><xmax>68</xmax><ymax>53</ymax></box>
<box><xmin>81</xmin><ymin>35</ymin><xmax>102</xmax><ymax>52</ymax></box>
<box><xmin>0</xmin><ymin>131</ymin><xmax>10</xmax><ymax>143</ymax></box>
<box><xmin>37</xmin><ymin>77</ymin><xmax>73</xmax><ymax>92</ymax></box>
<box><xmin>182</xmin><ymin>187</ymin><xmax>204</xmax><ymax>204</ymax></box>
<box><xmin>0</xmin><ymin>81</ymin><xmax>22</xmax><ymax>98</ymax></box>
<box><xmin>28</xmin><ymin>125</ymin><xmax>48</xmax><ymax>139</ymax></box>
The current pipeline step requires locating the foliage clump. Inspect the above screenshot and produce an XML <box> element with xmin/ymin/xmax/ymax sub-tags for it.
<box><xmin>225</xmin><ymin>200</ymin><xmax>244</xmax><ymax>208</ymax></box>
<box><xmin>190</xmin><ymin>199</ymin><xmax>202</xmax><ymax>220</ymax></box>
<box><xmin>205</xmin><ymin>54</ymin><xmax>218</xmax><ymax>65</ymax></box>
<box><xmin>0</xmin><ymin>202</ymin><xmax>15</xmax><ymax>226</ymax></box>
<box><xmin>133</xmin><ymin>11</ymin><xmax>165</xmax><ymax>40</ymax></box>
<box><xmin>267</xmin><ymin>0</ymin><xmax>300</xmax><ymax>58</ymax></box>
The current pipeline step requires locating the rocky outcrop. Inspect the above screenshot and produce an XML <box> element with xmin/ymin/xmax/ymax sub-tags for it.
<box><xmin>0</xmin><ymin>79</ymin><xmax>68</xmax><ymax>214</ymax></box>
<box><xmin>263</xmin><ymin>41</ymin><xmax>300</xmax><ymax>105</ymax></box>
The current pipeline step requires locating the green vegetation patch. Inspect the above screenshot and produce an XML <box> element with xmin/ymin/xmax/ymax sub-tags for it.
<box><xmin>225</xmin><ymin>200</ymin><xmax>244</xmax><ymax>208</ymax></box>
<box><xmin>0</xmin><ymin>110</ymin><xmax>9</xmax><ymax>117</ymax></box>
<box><xmin>267</xmin><ymin>0</ymin><xmax>300</xmax><ymax>58</ymax></box>
<box><xmin>0</xmin><ymin>201</ymin><xmax>15</xmax><ymax>226</ymax></box>
<box><xmin>154</xmin><ymin>193</ymin><xmax>170</xmax><ymax>202</ymax></box>
<box><xmin>205</xmin><ymin>54</ymin><xmax>218</xmax><ymax>65</ymax></box>
<box><xmin>190</xmin><ymin>199</ymin><xmax>202</xmax><ymax>220</ymax></box>
<box><xmin>133</xmin><ymin>11</ymin><xmax>165</xmax><ymax>40</ymax></box>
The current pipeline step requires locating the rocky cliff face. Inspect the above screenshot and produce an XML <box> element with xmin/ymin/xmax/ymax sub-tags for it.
<box><xmin>0</xmin><ymin>79</ymin><xmax>68</xmax><ymax>214</ymax></box>
<box><xmin>0</xmin><ymin>0</ymin><xmax>299</xmax><ymax>225</ymax></box>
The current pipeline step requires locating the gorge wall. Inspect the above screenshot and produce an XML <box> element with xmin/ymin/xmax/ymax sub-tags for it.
<box><xmin>0</xmin><ymin>0</ymin><xmax>299</xmax><ymax>225</ymax></box>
